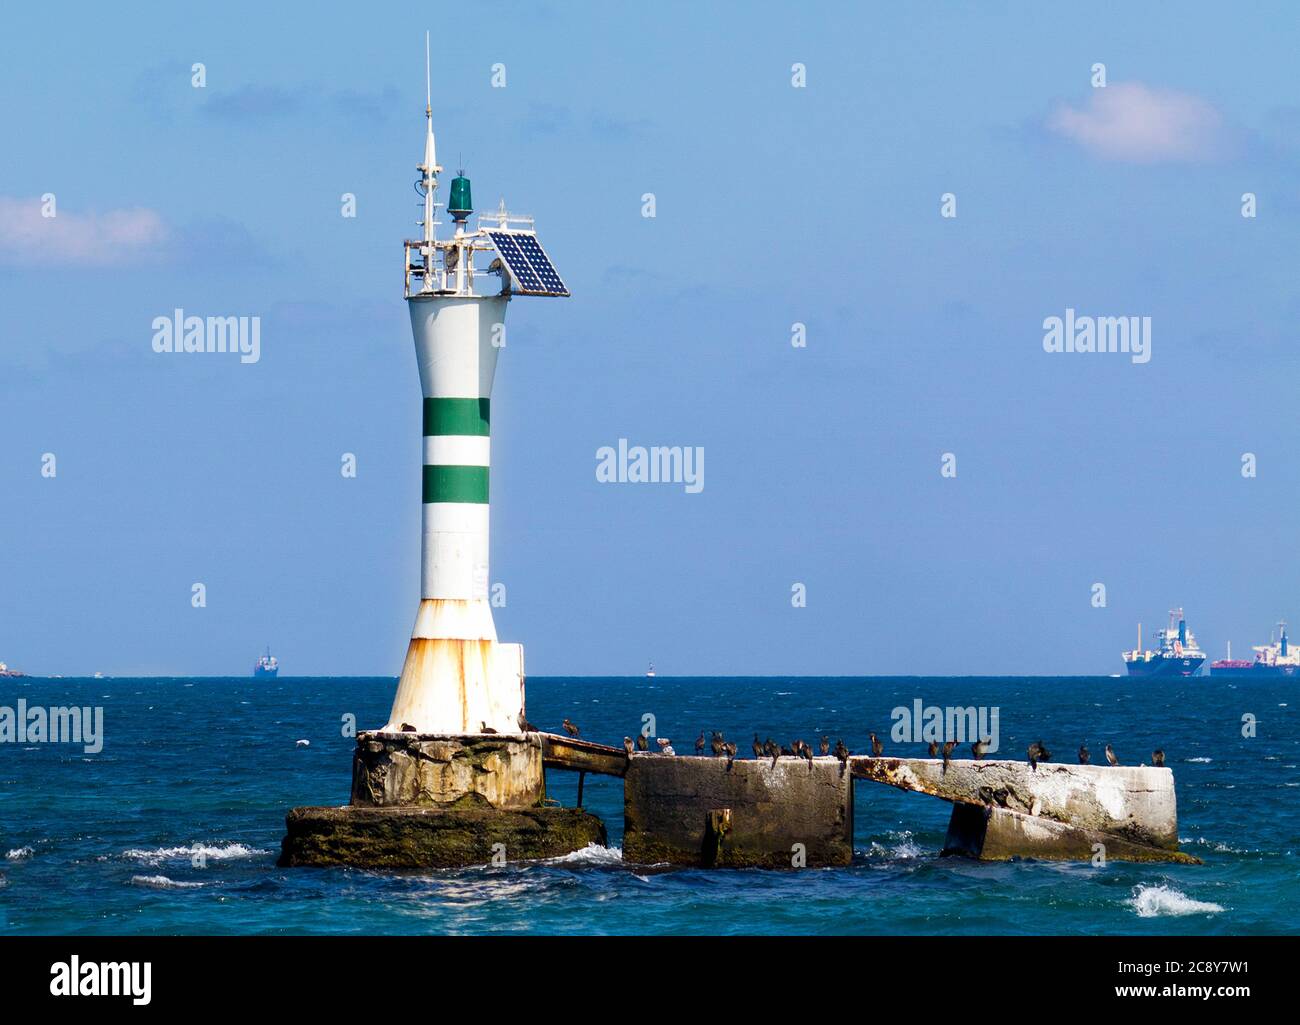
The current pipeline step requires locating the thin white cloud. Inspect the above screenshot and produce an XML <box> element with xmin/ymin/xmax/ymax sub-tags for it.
<box><xmin>1046</xmin><ymin>82</ymin><xmax>1230</xmax><ymax>163</ymax></box>
<box><xmin>0</xmin><ymin>196</ymin><xmax>169</xmax><ymax>266</ymax></box>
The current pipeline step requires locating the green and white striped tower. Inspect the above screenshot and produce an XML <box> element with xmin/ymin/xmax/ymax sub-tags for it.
<box><xmin>383</xmin><ymin>67</ymin><xmax>566</xmax><ymax>735</ymax></box>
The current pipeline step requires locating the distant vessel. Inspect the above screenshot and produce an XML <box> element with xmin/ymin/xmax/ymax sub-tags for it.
<box><xmin>254</xmin><ymin>648</ymin><xmax>279</xmax><ymax>679</ymax></box>
<box><xmin>646</xmin><ymin>661</ymin><xmax>656</xmax><ymax>678</ymax></box>
<box><xmin>1122</xmin><ymin>609</ymin><xmax>1205</xmax><ymax>677</ymax></box>
<box><xmin>0</xmin><ymin>661</ymin><xmax>26</xmax><ymax>678</ymax></box>
<box><xmin>1211</xmin><ymin>622</ymin><xmax>1299</xmax><ymax>678</ymax></box>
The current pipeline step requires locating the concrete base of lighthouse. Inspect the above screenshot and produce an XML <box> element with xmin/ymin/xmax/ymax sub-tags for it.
<box><xmin>351</xmin><ymin>732</ymin><xmax>544</xmax><ymax>809</ymax></box>
<box><xmin>383</xmin><ymin>600</ymin><xmax>526</xmax><ymax>736</ymax></box>
<box><xmin>279</xmin><ymin>732</ymin><xmax>607</xmax><ymax>869</ymax></box>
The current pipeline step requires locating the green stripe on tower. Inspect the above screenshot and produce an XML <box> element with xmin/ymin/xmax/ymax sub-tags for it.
<box><xmin>423</xmin><ymin>464</ymin><xmax>490</xmax><ymax>504</ymax></box>
<box><xmin>423</xmin><ymin>397</ymin><xmax>490</xmax><ymax>437</ymax></box>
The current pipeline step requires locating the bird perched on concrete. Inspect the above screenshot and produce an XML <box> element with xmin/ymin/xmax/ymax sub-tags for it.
<box><xmin>400</xmin><ymin>723</ymin><xmax>416</xmax><ymax>732</ymax></box>
<box><xmin>695</xmin><ymin>731</ymin><xmax>706</xmax><ymax>756</ymax></box>
<box><xmin>635</xmin><ymin>733</ymin><xmax>649</xmax><ymax>752</ymax></box>
<box><xmin>834</xmin><ymin>738</ymin><xmax>850</xmax><ymax>773</ymax></box>
<box><xmin>941</xmin><ymin>740</ymin><xmax>956</xmax><ymax>774</ymax></box>
<box><xmin>1027</xmin><ymin>740</ymin><xmax>1050</xmax><ymax>771</ymax></box>
<box><xmin>623</xmin><ymin>736</ymin><xmax>634</xmax><ymax>755</ymax></box>
<box><xmin>1105</xmin><ymin>743</ymin><xmax>1119</xmax><ymax>767</ymax></box>
<box><xmin>800</xmin><ymin>742</ymin><xmax>814</xmax><ymax>769</ymax></box>
<box><xmin>517</xmin><ymin>713</ymin><xmax>538</xmax><ymax>733</ymax></box>
<box><xmin>656</xmin><ymin>738</ymin><xmax>675</xmax><ymax>755</ymax></box>
<box><xmin>769</xmin><ymin>740</ymin><xmax>781</xmax><ymax>768</ymax></box>
<box><xmin>928</xmin><ymin>740</ymin><xmax>939</xmax><ymax>757</ymax></box>
<box><xmin>1152</xmin><ymin>748</ymin><xmax>1165</xmax><ymax>767</ymax></box>
<box><xmin>1078</xmin><ymin>742</ymin><xmax>1090</xmax><ymax>764</ymax></box>
<box><xmin>869</xmin><ymin>733</ymin><xmax>884</xmax><ymax>757</ymax></box>
<box><xmin>562</xmin><ymin>718</ymin><xmax>580</xmax><ymax>738</ymax></box>
<box><xmin>481</xmin><ymin>722</ymin><xmax>498</xmax><ymax>734</ymax></box>
<box><xmin>819</xmin><ymin>736</ymin><xmax>831</xmax><ymax>756</ymax></box>
<box><xmin>971</xmin><ymin>738</ymin><xmax>989</xmax><ymax>760</ymax></box>
<box><xmin>711</xmin><ymin>731</ymin><xmax>726</xmax><ymax>757</ymax></box>
<box><xmin>724</xmin><ymin>741</ymin><xmax>737</xmax><ymax>770</ymax></box>
<box><xmin>752</xmin><ymin>734</ymin><xmax>764</xmax><ymax>759</ymax></box>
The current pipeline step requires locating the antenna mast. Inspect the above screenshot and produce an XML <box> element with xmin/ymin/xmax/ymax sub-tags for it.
<box><xmin>420</xmin><ymin>30</ymin><xmax>439</xmax><ymax>257</ymax></box>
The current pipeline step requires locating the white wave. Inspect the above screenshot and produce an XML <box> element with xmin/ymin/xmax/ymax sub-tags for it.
<box><xmin>5</xmin><ymin>846</ymin><xmax>33</xmax><ymax>860</ymax></box>
<box><xmin>130</xmin><ymin>875</ymin><xmax>204</xmax><ymax>889</ymax></box>
<box><xmin>543</xmin><ymin>843</ymin><xmax>623</xmax><ymax>866</ymax></box>
<box><xmin>1182</xmin><ymin>836</ymin><xmax>1249</xmax><ymax>854</ymax></box>
<box><xmin>1129</xmin><ymin>884</ymin><xmax>1224</xmax><ymax>918</ymax></box>
<box><xmin>866</xmin><ymin>831</ymin><xmax>925</xmax><ymax>860</ymax></box>
<box><xmin>1184</xmin><ymin>756</ymin><xmax>1212</xmax><ymax>763</ymax></box>
<box><xmin>123</xmin><ymin>842</ymin><xmax>267</xmax><ymax>865</ymax></box>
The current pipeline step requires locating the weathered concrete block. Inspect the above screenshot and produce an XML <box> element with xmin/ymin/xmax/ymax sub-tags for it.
<box><xmin>853</xmin><ymin>757</ymin><xmax>1179</xmax><ymax>850</ymax></box>
<box><xmin>278</xmin><ymin>805</ymin><xmax>606</xmax><ymax>869</ymax></box>
<box><xmin>943</xmin><ymin>803</ymin><xmax>1200</xmax><ymax>865</ymax></box>
<box><xmin>351</xmin><ymin>732</ymin><xmax>543</xmax><ymax>810</ymax></box>
<box><xmin>623</xmin><ymin>755</ymin><xmax>853</xmax><ymax>869</ymax></box>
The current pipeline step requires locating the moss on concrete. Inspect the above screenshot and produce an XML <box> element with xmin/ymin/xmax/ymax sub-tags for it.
<box><xmin>278</xmin><ymin>804</ymin><xmax>607</xmax><ymax>869</ymax></box>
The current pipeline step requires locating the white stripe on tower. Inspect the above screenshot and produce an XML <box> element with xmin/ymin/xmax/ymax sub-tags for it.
<box><xmin>423</xmin><ymin>436</ymin><xmax>491</xmax><ymax>466</ymax></box>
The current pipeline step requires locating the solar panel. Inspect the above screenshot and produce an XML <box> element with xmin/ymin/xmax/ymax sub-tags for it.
<box><xmin>486</xmin><ymin>230</ymin><xmax>569</xmax><ymax>297</ymax></box>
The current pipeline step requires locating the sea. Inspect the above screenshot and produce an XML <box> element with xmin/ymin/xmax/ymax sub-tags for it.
<box><xmin>1</xmin><ymin>675</ymin><xmax>1294</xmax><ymax>935</ymax></box>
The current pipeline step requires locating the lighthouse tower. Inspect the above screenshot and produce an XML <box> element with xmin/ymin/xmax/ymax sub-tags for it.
<box><xmin>382</xmin><ymin>50</ymin><xmax>568</xmax><ymax>735</ymax></box>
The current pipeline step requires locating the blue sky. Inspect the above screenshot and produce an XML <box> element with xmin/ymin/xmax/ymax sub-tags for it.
<box><xmin>3</xmin><ymin>1</ymin><xmax>1300</xmax><ymax>676</ymax></box>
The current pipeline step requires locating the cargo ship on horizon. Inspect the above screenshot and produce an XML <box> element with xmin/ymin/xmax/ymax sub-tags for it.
<box><xmin>1122</xmin><ymin>608</ymin><xmax>1205</xmax><ymax>677</ymax></box>
<box><xmin>254</xmin><ymin>648</ymin><xmax>279</xmax><ymax>680</ymax></box>
<box><xmin>1211</xmin><ymin>621</ymin><xmax>1299</xmax><ymax>677</ymax></box>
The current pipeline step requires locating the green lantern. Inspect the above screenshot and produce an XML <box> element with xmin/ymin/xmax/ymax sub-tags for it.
<box><xmin>448</xmin><ymin>174</ymin><xmax>472</xmax><ymax>222</ymax></box>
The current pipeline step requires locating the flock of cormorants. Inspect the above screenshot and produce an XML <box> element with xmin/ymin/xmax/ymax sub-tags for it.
<box><xmin>553</xmin><ymin>718</ymin><xmax>1166</xmax><ymax>773</ymax></box>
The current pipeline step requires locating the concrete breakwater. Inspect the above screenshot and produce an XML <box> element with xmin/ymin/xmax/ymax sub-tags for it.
<box><xmin>852</xmin><ymin>756</ymin><xmax>1197</xmax><ymax>863</ymax></box>
<box><xmin>623</xmin><ymin>754</ymin><xmax>853</xmax><ymax>868</ymax></box>
<box><xmin>280</xmin><ymin>732</ymin><xmax>1198</xmax><ymax>870</ymax></box>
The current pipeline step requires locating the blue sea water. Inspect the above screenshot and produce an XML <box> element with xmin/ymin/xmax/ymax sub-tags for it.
<box><xmin>0</xmin><ymin>676</ymin><xmax>1295</xmax><ymax>935</ymax></box>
